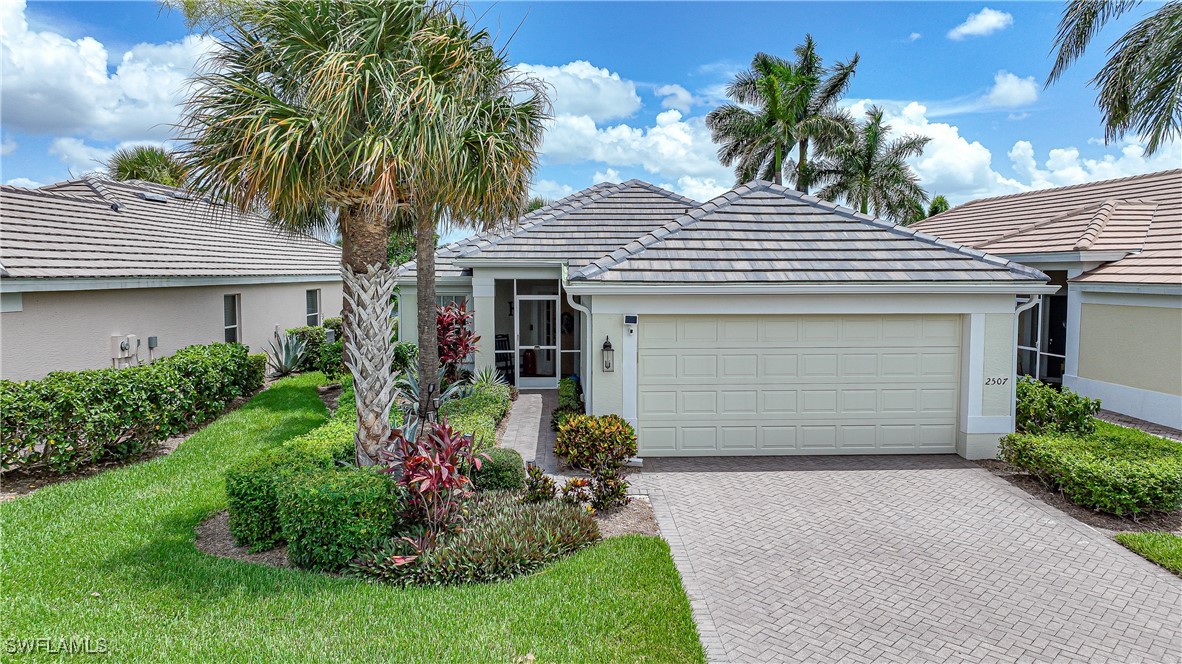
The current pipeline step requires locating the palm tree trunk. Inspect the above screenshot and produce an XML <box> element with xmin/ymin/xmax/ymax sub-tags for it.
<box><xmin>773</xmin><ymin>143</ymin><xmax>783</xmax><ymax>186</ymax></box>
<box><xmin>340</xmin><ymin>205</ymin><xmax>396</xmax><ymax>466</ymax></box>
<box><xmin>414</xmin><ymin>209</ymin><xmax>440</xmax><ymax>426</ymax></box>
<box><xmin>797</xmin><ymin>140</ymin><xmax>809</xmax><ymax>194</ymax></box>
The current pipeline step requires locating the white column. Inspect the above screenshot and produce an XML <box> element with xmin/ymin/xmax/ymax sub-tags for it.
<box><xmin>472</xmin><ymin>276</ymin><xmax>496</xmax><ymax>370</ymax></box>
<box><xmin>1063</xmin><ymin>280</ymin><xmax>1083</xmax><ymax>390</ymax></box>
<box><xmin>621</xmin><ymin>316</ymin><xmax>638</xmax><ymax>425</ymax></box>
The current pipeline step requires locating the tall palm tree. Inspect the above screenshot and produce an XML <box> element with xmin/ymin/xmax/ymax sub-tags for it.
<box><xmin>901</xmin><ymin>194</ymin><xmax>951</xmax><ymax>226</ymax></box>
<box><xmin>105</xmin><ymin>146</ymin><xmax>187</xmax><ymax>187</ymax></box>
<box><xmin>814</xmin><ymin>106</ymin><xmax>930</xmax><ymax>219</ymax></box>
<box><xmin>179</xmin><ymin>1</ymin><xmax>545</xmax><ymax>464</ymax></box>
<box><xmin>706</xmin><ymin>36</ymin><xmax>858</xmax><ymax>192</ymax></box>
<box><xmin>1046</xmin><ymin>0</ymin><xmax>1181</xmax><ymax>155</ymax></box>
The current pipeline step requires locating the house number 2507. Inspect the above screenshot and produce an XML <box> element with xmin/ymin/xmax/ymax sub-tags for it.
<box><xmin>984</xmin><ymin>377</ymin><xmax>1009</xmax><ymax>386</ymax></box>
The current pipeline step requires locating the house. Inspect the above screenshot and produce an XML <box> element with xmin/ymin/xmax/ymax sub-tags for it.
<box><xmin>396</xmin><ymin>179</ymin><xmax>1054</xmax><ymax>460</ymax></box>
<box><xmin>913</xmin><ymin>169</ymin><xmax>1181</xmax><ymax>429</ymax></box>
<box><xmin>0</xmin><ymin>176</ymin><xmax>343</xmax><ymax>381</ymax></box>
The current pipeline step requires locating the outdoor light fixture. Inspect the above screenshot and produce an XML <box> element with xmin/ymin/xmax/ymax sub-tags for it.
<box><xmin>602</xmin><ymin>336</ymin><xmax>615</xmax><ymax>372</ymax></box>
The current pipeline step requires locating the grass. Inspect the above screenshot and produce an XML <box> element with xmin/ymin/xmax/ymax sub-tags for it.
<box><xmin>1</xmin><ymin>373</ymin><xmax>703</xmax><ymax>663</ymax></box>
<box><xmin>1115</xmin><ymin>532</ymin><xmax>1182</xmax><ymax>576</ymax></box>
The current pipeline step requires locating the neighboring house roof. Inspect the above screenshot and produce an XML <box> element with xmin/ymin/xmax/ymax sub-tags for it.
<box><xmin>570</xmin><ymin>181</ymin><xmax>1045</xmax><ymax>284</ymax></box>
<box><xmin>0</xmin><ymin>176</ymin><xmax>341</xmax><ymax>280</ymax></box>
<box><xmin>395</xmin><ymin>180</ymin><xmax>696</xmax><ymax>279</ymax></box>
<box><xmin>912</xmin><ymin>169</ymin><xmax>1182</xmax><ymax>286</ymax></box>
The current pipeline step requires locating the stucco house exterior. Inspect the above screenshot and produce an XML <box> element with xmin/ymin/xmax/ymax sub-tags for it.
<box><xmin>913</xmin><ymin>169</ymin><xmax>1181</xmax><ymax>429</ymax></box>
<box><xmin>0</xmin><ymin>176</ymin><xmax>343</xmax><ymax>381</ymax></box>
<box><xmin>397</xmin><ymin>179</ymin><xmax>1054</xmax><ymax>460</ymax></box>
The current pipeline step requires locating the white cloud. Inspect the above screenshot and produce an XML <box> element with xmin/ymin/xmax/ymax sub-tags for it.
<box><xmin>48</xmin><ymin>137</ymin><xmax>171</xmax><ymax>175</ymax></box>
<box><xmin>517</xmin><ymin>61</ymin><xmax>642</xmax><ymax>123</ymax></box>
<box><xmin>0</xmin><ymin>0</ymin><xmax>216</xmax><ymax>141</ymax></box>
<box><xmin>655</xmin><ymin>84</ymin><xmax>697</xmax><ymax>113</ymax></box>
<box><xmin>658</xmin><ymin>176</ymin><xmax>728</xmax><ymax>203</ymax></box>
<box><xmin>909</xmin><ymin>32</ymin><xmax>922</xmax><ymax>42</ymax></box>
<box><xmin>6</xmin><ymin>177</ymin><xmax>42</xmax><ymax>188</ymax></box>
<box><xmin>592</xmin><ymin>168</ymin><xmax>622</xmax><ymax>183</ymax></box>
<box><xmin>1007</xmin><ymin>139</ymin><xmax>1182</xmax><ymax>190</ymax></box>
<box><xmin>947</xmin><ymin>7</ymin><xmax>1013</xmax><ymax>40</ymax></box>
<box><xmin>1007</xmin><ymin>112</ymin><xmax>1030</xmax><ymax>121</ymax></box>
<box><xmin>0</xmin><ymin>133</ymin><xmax>15</xmax><ymax>156</ymax></box>
<box><xmin>530</xmin><ymin>179</ymin><xmax>575</xmax><ymax>201</ymax></box>
<box><xmin>984</xmin><ymin>71</ymin><xmax>1038</xmax><ymax>108</ymax></box>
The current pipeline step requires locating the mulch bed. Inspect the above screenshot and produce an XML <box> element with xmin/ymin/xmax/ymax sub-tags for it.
<box><xmin>195</xmin><ymin>511</ymin><xmax>291</xmax><ymax>568</ymax></box>
<box><xmin>597</xmin><ymin>495</ymin><xmax>660</xmax><ymax>538</ymax></box>
<box><xmin>976</xmin><ymin>459</ymin><xmax>1182</xmax><ymax>534</ymax></box>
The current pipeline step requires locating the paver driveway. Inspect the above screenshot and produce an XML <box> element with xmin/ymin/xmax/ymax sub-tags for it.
<box><xmin>632</xmin><ymin>456</ymin><xmax>1182</xmax><ymax>663</ymax></box>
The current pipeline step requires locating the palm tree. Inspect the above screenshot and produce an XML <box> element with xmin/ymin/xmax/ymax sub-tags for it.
<box><xmin>105</xmin><ymin>146</ymin><xmax>186</xmax><ymax>187</ymax></box>
<box><xmin>706</xmin><ymin>36</ymin><xmax>858</xmax><ymax>192</ymax></box>
<box><xmin>525</xmin><ymin>196</ymin><xmax>551</xmax><ymax>213</ymax></box>
<box><xmin>179</xmin><ymin>1</ymin><xmax>545</xmax><ymax>464</ymax></box>
<box><xmin>927</xmin><ymin>195</ymin><xmax>950</xmax><ymax>217</ymax></box>
<box><xmin>901</xmin><ymin>194</ymin><xmax>951</xmax><ymax>226</ymax></box>
<box><xmin>814</xmin><ymin>106</ymin><xmax>930</xmax><ymax>219</ymax></box>
<box><xmin>1046</xmin><ymin>1</ymin><xmax>1181</xmax><ymax>155</ymax></box>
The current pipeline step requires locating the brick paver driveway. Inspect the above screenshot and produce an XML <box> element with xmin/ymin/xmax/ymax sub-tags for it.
<box><xmin>633</xmin><ymin>456</ymin><xmax>1182</xmax><ymax>663</ymax></box>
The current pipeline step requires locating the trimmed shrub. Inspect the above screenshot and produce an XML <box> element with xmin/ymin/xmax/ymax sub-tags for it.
<box><xmin>225</xmin><ymin>448</ymin><xmax>327</xmax><ymax>552</ymax></box>
<box><xmin>999</xmin><ymin>421</ymin><xmax>1182</xmax><ymax>515</ymax></box>
<box><xmin>318</xmin><ymin>339</ymin><xmax>344</xmax><ymax>382</ymax></box>
<box><xmin>439</xmin><ymin>383</ymin><xmax>511</xmax><ymax>450</ymax></box>
<box><xmin>1</xmin><ymin>343</ymin><xmax>250</xmax><ymax>473</ymax></box>
<box><xmin>353</xmin><ymin>490</ymin><xmax>599</xmax><ymax>585</ymax></box>
<box><xmin>1016</xmin><ymin>376</ymin><xmax>1100</xmax><ymax>436</ymax></box>
<box><xmin>554</xmin><ymin>414</ymin><xmax>637</xmax><ymax>471</ymax></box>
<box><xmin>471</xmin><ymin>448</ymin><xmax>526</xmax><ymax>491</ymax></box>
<box><xmin>278</xmin><ymin>468</ymin><xmax>406</xmax><ymax>572</ymax></box>
<box><xmin>558</xmin><ymin>377</ymin><xmax>582</xmax><ymax>412</ymax></box>
<box><xmin>244</xmin><ymin>353</ymin><xmax>267</xmax><ymax>393</ymax></box>
<box><xmin>284</xmin><ymin>419</ymin><xmax>355</xmax><ymax>465</ymax></box>
<box><xmin>286</xmin><ymin>325</ymin><xmax>326</xmax><ymax>371</ymax></box>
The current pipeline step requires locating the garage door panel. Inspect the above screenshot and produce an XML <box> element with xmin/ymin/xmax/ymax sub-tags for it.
<box><xmin>637</xmin><ymin>314</ymin><xmax>961</xmax><ymax>456</ymax></box>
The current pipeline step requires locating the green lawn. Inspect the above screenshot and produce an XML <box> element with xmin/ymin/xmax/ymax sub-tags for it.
<box><xmin>1115</xmin><ymin>532</ymin><xmax>1182</xmax><ymax>577</ymax></box>
<box><xmin>1</xmin><ymin>373</ymin><xmax>703</xmax><ymax>663</ymax></box>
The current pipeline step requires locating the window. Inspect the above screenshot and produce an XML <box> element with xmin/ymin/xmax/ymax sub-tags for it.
<box><xmin>223</xmin><ymin>294</ymin><xmax>240</xmax><ymax>343</ymax></box>
<box><xmin>306</xmin><ymin>289</ymin><xmax>321</xmax><ymax>326</ymax></box>
<box><xmin>435</xmin><ymin>294</ymin><xmax>468</xmax><ymax>309</ymax></box>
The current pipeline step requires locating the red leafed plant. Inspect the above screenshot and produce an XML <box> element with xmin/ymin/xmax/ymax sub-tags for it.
<box><xmin>437</xmin><ymin>301</ymin><xmax>480</xmax><ymax>383</ymax></box>
<box><xmin>380</xmin><ymin>418</ymin><xmax>487</xmax><ymax>539</ymax></box>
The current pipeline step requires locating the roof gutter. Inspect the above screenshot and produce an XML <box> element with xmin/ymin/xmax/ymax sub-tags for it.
<box><xmin>563</xmin><ymin>282</ymin><xmax>1061</xmax><ymax>296</ymax></box>
<box><xmin>0</xmin><ymin>274</ymin><xmax>342</xmax><ymax>293</ymax></box>
<box><xmin>561</xmin><ymin>264</ymin><xmax>593</xmax><ymax>411</ymax></box>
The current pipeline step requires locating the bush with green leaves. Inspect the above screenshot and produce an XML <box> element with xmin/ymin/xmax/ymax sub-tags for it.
<box><xmin>352</xmin><ymin>490</ymin><xmax>598</xmax><ymax>585</ymax></box>
<box><xmin>323</xmin><ymin>316</ymin><xmax>342</xmax><ymax>340</ymax></box>
<box><xmin>558</xmin><ymin>377</ymin><xmax>582</xmax><ymax>412</ymax></box>
<box><xmin>554</xmin><ymin>414</ymin><xmax>637</xmax><ymax>471</ymax></box>
<box><xmin>438</xmin><ymin>383</ymin><xmax>511</xmax><ymax>450</ymax></box>
<box><xmin>470</xmin><ymin>448</ymin><xmax>526</xmax><ymax>490</ymax></box>
<box><xmin>1</xmin><ymin>343</ymin><xmax>251</xmax><ymax>473</ymax></box>
<box><xmin>225</xmin><ymin>447</ymin><xmax>329</xmax><ymax>551</ymax></box>
<box><xmin>318</xmin><ymin>339</ymin><xmax>344</xmax><ymax>382</ymax></box>
<box><xmin>245</xmin><ymin>353</ymin><xmax>267</xmax><ymax>393</ymax></box>
<box><xmin>1015</xmin><ymin>376</ymin><xmax>1101</xmax><ymax>436</ymax></box>
<box><xmin>286</xmin><ymin>325</ymin><xmax>327</xmax><ymax>371</ymax></box>
<box><xmin>524</xmin><ymin>463</ymin><xmax>557</xmax><ymax>503</ymax></box>
<box><xmin>278</xmin><ymin>468</ymin><xmax>406</xmax><ymax>572</ymax></box>
<box><xmin>392</xmin><ymin>341</ymin><xmax>418</xmax><ymax>375</ymax></box>
<box><xmin>999</xmin><ymin>421</ymin><xmax>1182</xmax><ymax>516</ymax></box>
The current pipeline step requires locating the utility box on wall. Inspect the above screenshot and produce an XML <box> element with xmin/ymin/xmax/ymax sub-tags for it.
<box><xmin>110</xmin><ymin>335</ymin><xmax>137</xmax><ymax>361</ymax></box>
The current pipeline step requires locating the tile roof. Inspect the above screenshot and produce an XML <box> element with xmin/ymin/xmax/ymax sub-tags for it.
<box><xmin>912</xmin><ymin>169</ymin><xmax>1181</xmax><ymax>285</ymax></box>
<box><xmin>395</xmin><ymin>180</ymin><xmax>697</xmax><ymax>278</ymax></box>
<box><xmin>570</xmin><ymin>181</ymin><xmax>1046</xmax><ymax>284</ymax></box>
<box><xmin>0</xmin><ymin>176</ymin><xmax>341</xmax><ymax>280</ymax></box>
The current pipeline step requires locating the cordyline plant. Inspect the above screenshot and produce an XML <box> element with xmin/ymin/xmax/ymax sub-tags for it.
<box><xmin>437</xmin><ymin>301</ymin><xmax>480</xmax><ymax>384</ymax></box>
<box><xmin>178</xmin><ymin>0</ymin><xmax>547</xmax><ymax>467</ymax></box>
<box><xmin>379</xmin><ymin>418</ymin><xmax>487</xmax><ymax>547</ymax></box>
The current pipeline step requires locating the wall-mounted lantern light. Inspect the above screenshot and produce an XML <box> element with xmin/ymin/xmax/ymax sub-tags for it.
<box><xmin>602</xmin><ymin>336</ymin><xmax>615</xmax><ymax>373</ymax></box>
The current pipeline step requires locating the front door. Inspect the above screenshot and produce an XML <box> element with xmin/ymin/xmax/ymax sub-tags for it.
<box><xmin>516</xmin><ymin>295</ymin><xmax>559</xmax><ymax>389</ymax></box>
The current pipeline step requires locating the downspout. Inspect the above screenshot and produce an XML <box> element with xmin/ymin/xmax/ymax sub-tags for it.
<box><xmin>1011</xmin><ymin>294</ymin><xmax>1042</xmax><ymax>429</ymax></box>
<box><xmin>563</xmin><ymin>267</ymin><xmax>592</xmax><ymax>415</ymax></box>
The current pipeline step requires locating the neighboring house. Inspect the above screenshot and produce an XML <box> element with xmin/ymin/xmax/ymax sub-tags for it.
<box><xmin>0</xmin><ymin>176</ymin><xmax>343</xmax><ymax>381</ymax></box>
<box><xmin>397</xmin><ymin>179</ymin><xmax>1054</xmax><ymax>460</ymax></box>
<box><xmin>913</xmin><ymin>169</ymin><xmax>1181</xmax><ymax>429</ymax></box>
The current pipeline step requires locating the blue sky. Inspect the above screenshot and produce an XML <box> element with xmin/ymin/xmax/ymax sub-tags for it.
<box><xmin>3</xmin><ymin>0</ymin><xmax>1178</xmax><ymax>218</ymax></box>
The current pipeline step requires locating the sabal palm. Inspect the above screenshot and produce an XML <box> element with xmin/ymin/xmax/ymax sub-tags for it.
<box><xmin>706</xmin><ymin>36</ymin><xmax>858</xmax><ymax>192</ymax></box>
<box><xmin>106</xmin><ymin>146</ymin><xmax>186</xmax><ymax>187</ymax></box>
<box><xmin>179</xmin><ymin>1</ymin><xmax>545</xmax><ymax>463</ymax></box>
<box><xmin>814</xmin><ymin>106</ymin><xmax>930</xmax><ymax>220</ymax></box>
<box><xmin>1046</xmin><ymin>0</ymin><xmax>1181</xmax><ymax>155</ymax></box>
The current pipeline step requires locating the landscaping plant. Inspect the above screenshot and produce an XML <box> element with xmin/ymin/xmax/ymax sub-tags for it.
<box><xmin>554</xmin><ymin>414</ymin><xmax>637</xmax><ymax>471</ymax></box>
<box><xmin>437</xmin><ymin>301</ymin><xmax>480</xmax><ymax>384</ymax></box>
<box><xmin>245</xmin><ymin>353</ymin><xmax>267</xmax><ymax>393</ymax></box>
<box><xmin>266</xmin><ymin>331</ymin><xmax>308</xmax><ymax>378</ymax></box>
<box><xmin>550</xmin><ymin>377</ymin><xmax>583</xmax><ymax>430</ymax></box>
<box><xmin>286</xmin><ymin>325</ymin><xmax>328</xmax><ymax>371</ymax></box>
<box><xmin>1000</xmin><ymin>421</ymin><xmax>1182</xmax><ymax>516</ymax></box>
<box><xmin>470</xmin><ymin>447</ymin><xmax>526</xmax><ymax>491</ymax></box>
<box><xmin>560</xmin><ymin>477</ymin><xmax>593</xmax><ymax>507</ymax></box>
<box><xmin>318</xmin><ymin>338</ymin><xmax>345</xmax><ymax>382</ymax></box>
<box><xmin>524</xmin><ymin>463</ymin><xmax>558</xmax><ymax>503</ymax></box>
<box><xmin>1015</xmin><ymin>376</ymin><xmax>1101</xmax><ymax>436</ymax></box>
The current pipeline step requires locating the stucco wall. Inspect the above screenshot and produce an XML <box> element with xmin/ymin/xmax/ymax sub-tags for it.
<box><xmin>589</xmin><ymin>312</ymin><xmax>624</xmax><ymax>415</ymax></box>
<box><xmin>982</xmin><ymin>312</ymin><xmax>1015</xmax><ymax>416</ymax></box>
<box><xmin>0</xmin><ymin>280</ymin><xmax>342</xmax><ymax>381</ymax></box>
<box><xmin>1078</xmin><ymin>302</ymin><xmax>1182</xmax><ymax>396</ymax></box>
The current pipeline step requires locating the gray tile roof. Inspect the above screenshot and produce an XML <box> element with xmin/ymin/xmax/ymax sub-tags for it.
<box><xmin>395</xmin><ymin>180</ymin><xmax>697</xmax><ymax>279</ymax></box>
<box><xmin>570</xmin><ymin>181</ymin><xmax>1047</xmax><ymax>284</ymax></box>
<box><xmin>912</xmin><ymin>169</ymin><xmax>1181</xmax><ymax>285</ymax></box>
<box><xmin>1</xmin><ymin>176</ymin><xmax>341</xmax><ymax>280</ymax></box>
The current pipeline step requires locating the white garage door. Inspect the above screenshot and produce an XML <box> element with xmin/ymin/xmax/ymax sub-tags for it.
<box><xmin>637</xmin><ymin>315</ymin><xmax>961</xmax><ymax>455</ymax></box>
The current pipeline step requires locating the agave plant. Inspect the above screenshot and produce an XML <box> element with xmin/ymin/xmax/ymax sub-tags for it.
<box><xmin>392</xmin><ymin>365</ymin><xmax>470</xmax><ymax>443</ymax></box>
<box><xmin>470</xmin><ymin>366</ymin><xmax>508</xmax><ymax>389</ymax></box>
<box><xmin>266</xmin><ymin>331</ymin><xmax>307</xmax><ymax>377</ymax></box>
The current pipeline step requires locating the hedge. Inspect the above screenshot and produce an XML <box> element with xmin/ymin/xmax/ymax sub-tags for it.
<box><xmin>999</xmin><ymin>421</ymin><xmax>1182</xmax><ymax>516</ymax></box>
<box><xmin>1015</xmin><ymin>376</ymin><xmax>1100</xmax><ymax>436</ymax></box>
<box><xmin>286</xmin><ymin>325</ymin><xmax>327</xmax><ymax>372</ymax></box>
<box><xmin>439</xmin><ymin>383</ymin><xmax>511</xmax><ymax>450</ymax></box>
<box><xmin>471</xmin><ymin>447</ymin><xmax>526</xmax><ymax>491</ymax></box>
<box><xmin>278</xmin><ymin>468</ymin><xmax>406</xmax><ymax>572</ymax></box>
<box><xmin>225</xmin><ymin>447</ymin><xmax>330</xmax><ymax>552</ymax></box>
<box><xmin>1</xmin><ymin>343</ymin><xmax>253</xmax><ymax>473</ymax></box>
